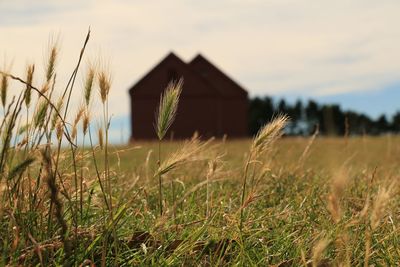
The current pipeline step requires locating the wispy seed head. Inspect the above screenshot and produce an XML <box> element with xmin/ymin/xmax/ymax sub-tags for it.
<box><xmin>251</xmin><ymin>114</ymin><xmax>289</xmax><ymax>156</ymax></box>
<box><xmin>98</xmin><ymin>128</ymin><xmax>104</xmax><ymax>149</ymax></box>
<box><xmin>34</xmin><ymin>100</ymin><xmax>48</xmax><ymax>129</ymax></box>
<box><xmin>46</xmin><ymin>45</ymin><xmax>58</xmax><ymax>82</ymax></box>
<box><xmin>82</xmin><ymin>110</ymin><xmax>90</xmax><ymax>135</ymax></box>
<box><xmin>312</xmin><ymin>238</ymin><xmax>329</xmax><ymax>267</ymax></box>
<box><xmin>56</xmin><ymin>121</ymin><xmax>63</xmax><ymax>141</ymax></box>
<box><xmin>25</xmin><ymin>64</ymin><xmax>35</xmax><ymax>107</ymax></box>
<box><xmin>41</xmin><ymin>81</ymin><xmax>50</xmax><ymax>95</ymax></box>
<box><xmin>98</xmin><ymin>71</ymin><xmax>111</xmax><ymax>103</ymax></box>
<box><xmin>371</xmin><ymin>187</ymin><xmax>391</xmax><ymax>230</ymax></box>
<box><xmin>84</xmin><ymin>66</ymin><xmax>95</xmax><ymax>106</ymax></box>
<box><xmin>74</xmin><ymin>105</ymin><xmax>85</xmax><ymax>126</ymax></box>
<box><xmin>155</xmin><ymin>79</ymin><xmax>183</xmax><ymax>140</ymax></box>
<box><xmin>1</xmin><ymin>73</ymin><xmax>8</xmax><ymax>108</ymax></box>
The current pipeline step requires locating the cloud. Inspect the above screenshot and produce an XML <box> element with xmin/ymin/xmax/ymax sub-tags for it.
<box><xmin>0</xmin><ymin>0</ymin><xmax>399</xmax><ymax>141</ymax></box>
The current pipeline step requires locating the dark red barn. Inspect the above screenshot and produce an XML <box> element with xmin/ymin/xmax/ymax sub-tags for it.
<box><xmin>128</xmin><ymin>52</ymin><xmax>248</xmax><ymax>140</ymax></box>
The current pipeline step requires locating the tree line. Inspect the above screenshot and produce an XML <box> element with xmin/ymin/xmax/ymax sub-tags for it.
<box><xmin>249</xmin><ymin>96</ymin><xmax>400</xmax><ymax>136</ymax></box>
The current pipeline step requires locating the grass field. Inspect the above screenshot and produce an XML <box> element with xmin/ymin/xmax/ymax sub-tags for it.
<box><xmin>4</xmin><ymin>136</ymin><xmax>398</xmax><ymax>266</ymax></box>
<box><xmin>1</xmin><ymin>31</ymin><xmax>399</xmax><ymax>266</ymax></box>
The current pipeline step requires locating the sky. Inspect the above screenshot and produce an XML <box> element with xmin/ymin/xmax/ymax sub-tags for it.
<box><xmin>0</xmin><ymin>0</ymin><xmax>399</xmax><ymax>143</ymax></box>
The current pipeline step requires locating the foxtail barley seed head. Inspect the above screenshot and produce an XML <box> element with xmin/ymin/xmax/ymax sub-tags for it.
<box><xmin>154</xmin><ymin>136</ymin><xmax>211</xmax><ymax>177</ymax></box>
<box><xmin>98</xmin><ymin>128</ymin><xmax>104</xmax><ymax>149</ymax></box>
<box><xmin>84</xmin><ymin>66</ymin><xmax>95</xmax><ymax>106</ymax></box>
<box><xmin>155</xmin><ymin>79</ymin><xmax>183</xmax><ymax>140</ymax></box>
<box><xmin>24</xmin><ymin>64</ymin><xmax>35</xmax><ymax>107</ymax></box>
<box><xmin>71</xmin><ymin>105</ymin><xmax>85</xmax><ymax>140</ymax></box>
<box><xmin>251</xmin><ymin>114</ymin><xmax>289</xmax><ymax>156</ymax></box>
<box><xmin>371</xmin><ymin>187</ymin><xmax>391</xmax><ymax>230</ymax></box>
<box><xmin>41</xmin><ymin>81</ymin><xmax>50</xmax><ymax>95</ymax></box>
<box><xmin>71</xmin><ymin>125</ymin><xmax>77</xmax><ymax>140</ymax></box>
<box><xmin>82</xmin><ymin>110</ymin><xmax>90</xmax><ymax>135</ymax></box>
<box><xmin>56</xmin><ymin>120</ymin><xmax>63</xmax><ymax>141</ymax></box>
<box><xmin>312</xmin><ymin>238</ymin><xmax>329</xmax><ymax>267</ymax></box>
<box><xmin>327</xmin><ymin>170</ymin><xmax>348</xmax><ymax>223</ymax></box>
<box><xmin>46</xmin><ymin>45</ymin><xmax>58</xmax><ymax>82</ymax></box>
<box><xmin>98</xmin><ymin>70</ymin><xmax>111</xmax><ymax>103</ymax></box>
<box><xmin>74</xmin><ymin>105</ymin><xmax>85</xmax><ymax>126</ymax></box>
<box><xmin>1</xmin><ymin>73</ymin><xmax>8</xmax><ymax>108</ymax></box>
<box><xmin>34</xmin><ymin>100</ymin><xmax>49</xmax><ymax>129</ymax></box>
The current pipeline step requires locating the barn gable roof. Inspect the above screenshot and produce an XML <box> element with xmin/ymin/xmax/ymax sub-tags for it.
<box><xmin>128</xmin><ymin>52</ymin><xmax>248</xmax><ymax>99</ymax></box>
<box><xmin>189</xmin><ymin>54</ymin><xmax>248</xmax><ymax>98</ymax></box>
<box><xmin>128</xmin><ymin>52</ymin><xmax>219</xmax><ymax>97</ymax></box>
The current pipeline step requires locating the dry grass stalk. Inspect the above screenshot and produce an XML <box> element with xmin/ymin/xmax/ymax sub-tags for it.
<box><xmin>240</xmin><ymin>114</ymin><xmax>288</xmax><ymax>231</ymax></box>
<box><xmin>41</xmin><ymin>147</ymin><xmax>71</xmax><ymax>260</ymax></box>
<box><xmin>56</xmin><ymin>120</ymin><xmax>63</xmax><ymax>141</ymax></box>
<box><xmin>154</xmin><ymin>137</ymin><xmax>211</xmax><ymax>177</ymax></box>
<box><xmin>82</xmin><ymin>109</ymin><xmax>90</xmax><ymax>135</ymax></box>
<box><xmin>71</xmin><ymin>105</ymin><xmax>85</xmax><ymax>140</ymax></box>
<box><xmin>327</xmin><ymin>169</ymin><xmax>348</xmax><ymax>223</ymax></box>
<box><xmin>251</xmin><ymin>114</ymin><xmax>289</xmax><ymax>157</ymax></box>
<box><xmin>98</xmin><ymin>128</ymin><xmax>104</xmax><ymax>150</ymax></box>
<box><xmin>34</xmin><ymin>100</ymin><xmax>49</xmax><ymax>129</ymax></box>
<box><xmin>312</xmin><ymin>238</ymin><xmax>329</xmax><ymax>267</ymax></box>
<box><xmin>370</xmin><ymin>186</ymin><xmax>391</xmax><ymax>230</ymax></box>
<box><xmin>298</xmin><ymin>124</ymin><xmax>319</xmax><ymax>166</ymax></box>
<box><xmin>51</xmin><ymin>98</ymin><xmax>64</xmax><ymax>130</ymax></box>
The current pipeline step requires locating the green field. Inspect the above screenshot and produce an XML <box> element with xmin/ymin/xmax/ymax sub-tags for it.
<box><xmin>17</xmin><ymin>135</ymin><xmax>394</xmax><ymax>266</ymax></box>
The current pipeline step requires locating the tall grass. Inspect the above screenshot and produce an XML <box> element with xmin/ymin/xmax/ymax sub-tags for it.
<box><xmin>154</xmin><ymin>79</ymin><xmax>182</xmax><ymax>215</ymax></box>
<box><xmin>0</xmin><ymin>31</ymin><xmax>398</xmax><ymax>266</ymax></box>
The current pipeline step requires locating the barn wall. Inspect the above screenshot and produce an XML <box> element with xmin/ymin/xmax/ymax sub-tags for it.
<box><xmin>129</xmin><ymin>53</ymin><xmax>249</xmax><ymax>140</ymax></box>
<box><xmin>221</xmin><ymin>98</ymin><xmax>248</xmax><ymax>137</ymax></box>
<box><xmin>131</xmin><ymin>96</ymin><xmax>220</xmax><ymax>140</ymax></box>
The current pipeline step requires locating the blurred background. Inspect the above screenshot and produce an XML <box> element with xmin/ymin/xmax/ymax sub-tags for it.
<box><xmin>1</xmin><ymin>0</ymin><xmax>399</xmax><ymax>143</ymax></box>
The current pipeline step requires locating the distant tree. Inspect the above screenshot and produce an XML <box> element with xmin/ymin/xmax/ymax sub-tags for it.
<box><xmin>305</xmin><ymin>100</ymin><xmax>319</xmax><ymax>121</ymax></box>
<box><xmin>248</xmin><ymin>96</ymin><xmax>274</xmax><ymax>136</ymax></box>
<box><xmin>277</xmin><ymin>99</ymin><xmax>288</xmax><ymax>114</ymax></box>
<box><xmin>293</xmin><ymin>100</ymin><xmax>303</xmax><ymax>121</ymax></box>
<box><xmin>248</xmin><ymin>96</ymin><xmax>394</xmax><ymax>137</ymax></box>
<box><xmin>303</xmin><ymin>100</ymin><xmax>319</xmax><ymax>134</ymax></box>
<box><xmin>376</xmin><ymin>115</ymin><xmax>389</xmax><ymax>133</ymax></box>
<box><xmin>391</xmin><ymin>112</ymin><xmax>400</xmax><ymax>132</ymax></box>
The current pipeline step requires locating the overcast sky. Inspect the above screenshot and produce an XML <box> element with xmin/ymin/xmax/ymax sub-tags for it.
<box><xmin>1</xmin><ymin>0</ymin><xmax>399</xmax><ymax>142</ymax></box>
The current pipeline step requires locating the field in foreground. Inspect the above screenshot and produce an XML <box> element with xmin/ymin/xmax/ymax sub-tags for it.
<box><xmin>4</xmin><ymin>136</ymin><xmax>399</xmax><ymax>266</ymax></box>
<box><xmin>1</xmin><ymin>32</ymin><xmax>399</xmax><ymax>266</ymax></box>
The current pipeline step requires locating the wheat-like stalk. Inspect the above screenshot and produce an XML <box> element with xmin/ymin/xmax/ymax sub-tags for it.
<box><xmin>240</xmin><ymin>114</ymin><xmax>288</xmax><ymax>231</ymax></box>
<box><xmin>154</xmin><ymin>137</ymin><xmax>211</xmax><ymax>177</ymax></box>
<box><xmin>370</xmin><ymin>186</ymin><xmax>391</xmax><ymax>230</ymax></box>
<box><xmin>155</xmin><ymin>79</ymin><xmax>183</xmax><ymax>140</ymax></box>
<box><xmin>327</xmin><ymin>169</ymin><xmax>348</xmax><ymax>223</ymax></box>
<box><xmin>251</xmin><ymin>114</ymin><xmax>289</xmax><ymax>156</ymax></box>
<box><xmin>24</xmin><ymin>64</ymin><xmax>35</xmax><ymax>107</ymax></box>
<box><xmin>98</xmin><ymin>70</ymin><xmax>111</xmax><ymax>104</ymax></box>
<box><xmin>45</xmin><ymin>44</ymin><xmax>58</xmax><ymax>83</ymax></box>
<box><xmin>84</xmin><ymin>66</ymin><xmax>95</xmax><ymax>106</ymax></box>
<box><xmin>1</xmin><ymin>73</ymin><xmax>8</xmax><ymax>108</ymax></box>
